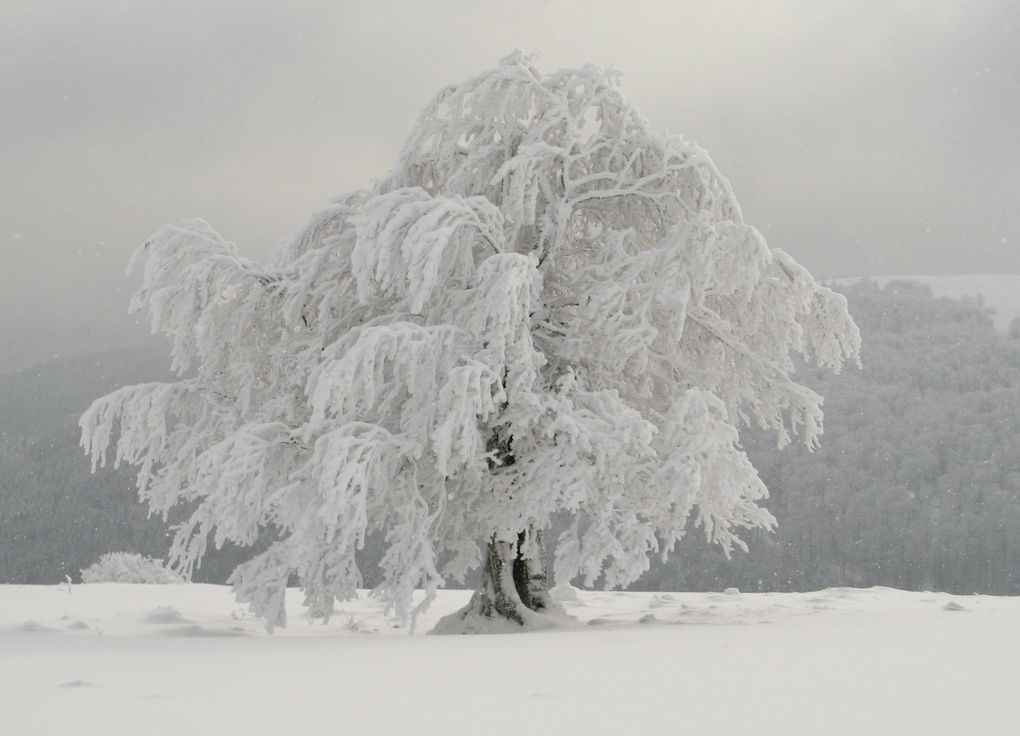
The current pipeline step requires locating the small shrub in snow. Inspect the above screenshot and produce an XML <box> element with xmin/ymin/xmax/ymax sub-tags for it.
<box><xmin>550</xmin><ymin>583</ymin><xmax>582</xmax><ymax>604</ymax></box>
<box><xmin>80</xmin><ymin>552</ymin><xmax>184</xmax><ymax>584</ymax></box>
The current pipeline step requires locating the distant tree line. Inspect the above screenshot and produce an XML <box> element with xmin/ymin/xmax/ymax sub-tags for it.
<box><xmin>639</xmin><ymin>280</ymin><xmax>1020</xmax><ymax>594</ymax></box>
<box><xmin>2</xmin><ymin>281</ymin><xmax>1019</xmax><ymax>594</ymax></box>
<box><xmin>0</xmin><ymin>423</ymin><xmax>256</xmax><ymax>583</ymax></box>
<box><xmin>0</xmin><ymin>349</ymin><xmax>253</xmax><ymax>583</ymax></box>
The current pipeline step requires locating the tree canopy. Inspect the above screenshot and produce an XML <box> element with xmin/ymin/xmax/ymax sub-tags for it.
<box><xmin>81</xmin><ymin>53</ymin><xmax>859</xmax><ymax>632</ymax></box>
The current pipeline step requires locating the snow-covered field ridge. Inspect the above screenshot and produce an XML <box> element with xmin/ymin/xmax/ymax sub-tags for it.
<box><xmin>2</xmin><ymin>585</ymin><xmax>1017</xmax><ymax>735</ymax></box>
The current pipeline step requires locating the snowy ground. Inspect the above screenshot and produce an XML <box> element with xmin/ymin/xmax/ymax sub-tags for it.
<box><xmin>2</xmin><ymin>584</ymin><xmax>1018</xmax><ymax>735</ymax></box>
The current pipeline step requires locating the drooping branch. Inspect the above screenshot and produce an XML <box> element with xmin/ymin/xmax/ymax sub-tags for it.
<box><xmin>82</xmin><ymin>53</ymin><xmax>859</xmax><ymax>634</ymax></box>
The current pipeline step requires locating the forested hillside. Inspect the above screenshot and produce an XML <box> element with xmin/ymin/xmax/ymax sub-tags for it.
<box><xmin>0</xmin><ymin>348</ymin><xmax>250</xmax><ymax>583</ymax></box>
<box><xmin>3</xmin><ymin>281</ymin><xmax>1020</xmax><ymax>593</ymax></box>
<box><xmin>644</xmin><ymin>280</ymin><xmax>1020</xmax><ymax>594</ymax></box>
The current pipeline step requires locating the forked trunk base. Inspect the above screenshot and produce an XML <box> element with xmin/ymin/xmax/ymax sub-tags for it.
<box><xmin>431</xmin><ymin>530</ymin><xmax>561</xmax><ymax>634</ymax></box>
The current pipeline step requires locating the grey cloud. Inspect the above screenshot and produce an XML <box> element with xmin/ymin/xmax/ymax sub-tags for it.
<box><xmin>1</xmin><ymin>0</ymin><xmax>1017</xmax><ymax>373</ymax></box>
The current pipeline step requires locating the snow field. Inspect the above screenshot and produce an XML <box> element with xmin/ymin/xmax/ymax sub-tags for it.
<box><xmin>2</xmin><ymin>584</ymin><xmax>1018</xmax><ymax>735</ymax></box>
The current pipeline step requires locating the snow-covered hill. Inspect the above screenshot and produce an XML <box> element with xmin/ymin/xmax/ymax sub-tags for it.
<box><xmin>2</xmin><ymin>584</ymin><xmax>1017</xmax><ymax>735</ymax></box>
<box><xmin>833</xmin><ymin>274</ymin><xmax>1020</xmax><ymax>331</ymax></box>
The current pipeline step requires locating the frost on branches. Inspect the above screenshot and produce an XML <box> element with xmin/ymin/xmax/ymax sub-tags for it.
<box><xmin>80</xmin><ymin>53</ymin><xmax>860</xmax><ymax>634</ymax></box>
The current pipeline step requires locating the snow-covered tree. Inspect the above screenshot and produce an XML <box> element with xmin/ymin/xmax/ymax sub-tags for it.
<box><xmin>80</xmin><ymin>53</ymin><xmax>860</xmax><ymax>633</ymax></box>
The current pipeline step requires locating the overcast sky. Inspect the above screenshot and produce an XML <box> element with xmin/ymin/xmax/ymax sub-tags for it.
<box><xmin>2</xmin><ymin>0</ymin><xmax>1017</xmax><ymax>374</ymax></box>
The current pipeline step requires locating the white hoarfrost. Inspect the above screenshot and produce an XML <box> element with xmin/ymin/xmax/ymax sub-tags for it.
<box><xmin>80</xmin><ymin>53</ymin><xmax>859</xmax><ymax>632</ymax></box>
<box><xmin>80</xmin><ymin>553</ymin><xmax>184</xmax><ymax>585</ymax></box>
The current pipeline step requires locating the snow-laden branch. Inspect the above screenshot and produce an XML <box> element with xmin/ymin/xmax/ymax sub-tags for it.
<box><xmin>83</xmin><ymin>53</ymin><xmax>860</xmax><ymax>630</ymax></box>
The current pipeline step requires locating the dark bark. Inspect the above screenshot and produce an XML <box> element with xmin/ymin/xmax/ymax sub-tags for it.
<box><xmin>457</xmin><ymin>424</ymin><xmax>551</xmax><ymax>624</ymax></box>
<box><xmin>446</xmin><ymin>526</ymin><xmax>551</xmax><ymax>630</ymax></box>
<box><xmin>512</xmin><ymin>529</ymin><xmax>551</xmax><ymax>612</ymax></box>
<box><xmin>473</xmin><ymin>537</ymin><xmax>526</xmax><ymax>624</ymax></box>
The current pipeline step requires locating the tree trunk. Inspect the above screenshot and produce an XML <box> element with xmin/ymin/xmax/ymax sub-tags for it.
<box><xmin>432</xmin><ymin>527</ymin><xmax>553</xmax><ymax>633</ymax></box>
<box><xmin>512</xmin><ymin>529</ymin><xmax>551</xmax><ymax>613</ymax></box>
<box><xmin>469</xmin><ymin>528</ymin><xmax>550</xmax><ymax>623</ymax></box>
<box><xmin>432</xmin><ymin>425</ymin><xmax>556</xmax><ymax>632</ymax></box>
